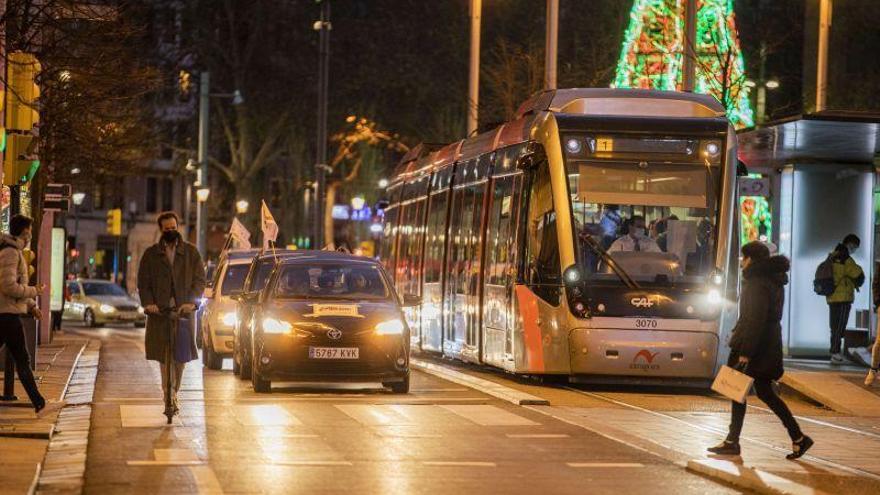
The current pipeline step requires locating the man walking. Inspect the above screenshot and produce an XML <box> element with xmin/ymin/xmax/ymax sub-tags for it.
<box><xmin>0</xmin><ymin>215</ymin><xmax>63</xmax><ymax>416</ymax></box>
<box><xmin>137</xmin><ymin>212</ymin><xmax>205</xmax><ymax>415</ymax></box>
<box><xmin>826</xmin><ymin>234</ymin><xmax>864</xmax><ymax>364</ymax></box>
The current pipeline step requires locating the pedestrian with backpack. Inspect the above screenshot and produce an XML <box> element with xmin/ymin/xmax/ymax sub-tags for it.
<box><xmin>820</xmin><ymin>234</ymin><xmax>865</xmax><ymax>364</ymax></box>
<box><xmin>0</xmin><ymin>215</ymin><xmax>65</xmax><ymax>416</ymax></box>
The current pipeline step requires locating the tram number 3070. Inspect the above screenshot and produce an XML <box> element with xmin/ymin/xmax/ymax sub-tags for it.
<box><xmin>635</xmin><ymin>319</ymin><xmax>658</xmax><ymax>329</ymax></box>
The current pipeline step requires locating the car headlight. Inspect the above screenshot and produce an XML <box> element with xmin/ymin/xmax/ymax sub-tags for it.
<box><xmin>221</xmin><ymin>312</ymin><xmax>238</xmax><ymax>327</ymax></box>
<box><xmin>137</xmin><ymin>306</ymin><xmax>145</xmax><ymax>314</ymax></box>
<box><xmin>375</xmin><ymin>319</ymin><xmax>405</xmax><ymax>335</ymax></box>
<box><xmin>263</xmin><ymin>317</ymin><xmax>291</xmax><ymax>334</ymax></box>
<box><xmin>707</xmin><ymin>289</ymin><xmax>722</xmax><ymax>305</ymax></box>
<box><xmin>99</xmin><ymin>304</ymin><xmax>115</xmax><ymax>314</ymax></box>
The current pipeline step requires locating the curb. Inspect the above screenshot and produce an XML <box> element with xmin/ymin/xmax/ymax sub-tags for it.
<box><xmin>687</xmin><ymin>458</ymin><xmax>830</xmax><ymax>495</ymax></box>
<box><xmin>411</xmin><ymin>358</ymin><xmax>550</xmax><ymax>405</ymax></box>
<box><xmin>33</xmin><ymin>339</ymin><xmax>100</xmax><ymax>495</ymax></box>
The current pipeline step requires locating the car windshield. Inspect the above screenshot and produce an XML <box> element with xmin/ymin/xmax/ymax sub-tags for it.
<box><xmin>250</xmin><ymin>260</ymin><xmax>276</xmax><ymax>292</ymax></box>
<box><xmin>274</xmin><ymin>264</ymin><xmax>391</xmax><ymax>301</ymax></box>
<box><xmin>82</xmin><ymin>282</ymin><xmax>128</xmax><ymax>297</ymax></box>
<box><xmin>566</xmin><ymin>139</ymin><xmax>722</xmax><ymax>286</ymax></box>
<box><xmin>221</xmin><ymin>264</ymin><xmax>250</xmax><ymax>296</ymax></box>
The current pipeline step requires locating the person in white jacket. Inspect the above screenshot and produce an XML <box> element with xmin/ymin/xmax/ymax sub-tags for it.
<box><xmin>0</xmin><ymin>215</ymin><xmax>62</xmax><ymax>416</ymax></box>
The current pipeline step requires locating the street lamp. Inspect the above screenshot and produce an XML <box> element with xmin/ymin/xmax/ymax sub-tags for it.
<box><xmin>196</xmin><ymin>71</ymin><xmax>244</xmax><ymax>258</ymax></box>
<box><xmin>196</xmin><ymin>188</ymin><xmax>210</xmax><ymax>202</ymax></box>
<box><xmin>350</xmin><ymin>196</ymin><xmax>365</xmax><ymax>211</ymax></box>
<box><xmin>377</xmin><ymin>178</ymin><xmax>389</xmax><ymax>189</ymax></box>
<box><xmin>236</xmin><ymin>199</ymin><xmax>249</xmax><ymax>214</ymax></box>
<box><xmin>72</xmin><ymin>192</ymin><xmax>86</xmax><ymax>273</ymax></box>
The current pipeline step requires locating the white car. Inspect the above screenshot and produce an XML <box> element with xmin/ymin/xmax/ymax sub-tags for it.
<box><xmin>63</xmin><ymin>279</ymin><xmax>146</xmax><ymax>327</ymax></box>
<box><xmin>200</xmin><ymin>250</ymin><xmax>259</xmax><ymax>369</ymax></box>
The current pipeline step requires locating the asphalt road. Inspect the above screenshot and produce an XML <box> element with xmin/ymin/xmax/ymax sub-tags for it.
<box><xmin>69</xmin><ymin>324</ymin><xmax>741</xmax><ymax>495</ymax></box>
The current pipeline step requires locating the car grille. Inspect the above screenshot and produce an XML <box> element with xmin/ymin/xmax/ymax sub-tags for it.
<box><xmin>116</xmin><ymin>305</ymin><xmax>139</xmax><ymax>312</ymax></box>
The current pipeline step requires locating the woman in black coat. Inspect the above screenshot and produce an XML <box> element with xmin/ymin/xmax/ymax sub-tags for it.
<box><xmin>708</xmin><ymin>241</ymin><xmax>814</xmax><ymax>459</ymax></box>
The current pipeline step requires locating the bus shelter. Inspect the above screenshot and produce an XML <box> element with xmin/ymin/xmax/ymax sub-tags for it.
<box><xmin>738</xmin><ymin>114</ymin><xmax>880</xmax><ymax>358</ymax></box>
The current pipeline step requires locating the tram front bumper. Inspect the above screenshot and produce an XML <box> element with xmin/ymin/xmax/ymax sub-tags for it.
<box><xmin>568</xmin><ymin>328</ymin><xmax>719</xmax><ymax>380</ymax></box>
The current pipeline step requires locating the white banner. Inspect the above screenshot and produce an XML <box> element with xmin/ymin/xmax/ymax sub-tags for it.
<box><xmin>261</xmin><ymin>200</ymin><xmax>279</xmax><ymax>249</ymax></box>
<box><xmin>230</xmin><ymin>217</ymin><xmax>251</xmax><ymax>249</ymax></box>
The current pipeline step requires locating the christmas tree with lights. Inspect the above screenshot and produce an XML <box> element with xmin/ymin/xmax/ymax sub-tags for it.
<box><xmin>612</xmin><ymin>0</ymin><xmax>754</xmax><ymax>128</ymax></box>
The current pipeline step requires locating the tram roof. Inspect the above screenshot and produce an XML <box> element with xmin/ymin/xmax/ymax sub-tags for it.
<box><xmin>389</xmin><ymin>88</ymin><xmax>728</xmax><ymax>184</ymax></box>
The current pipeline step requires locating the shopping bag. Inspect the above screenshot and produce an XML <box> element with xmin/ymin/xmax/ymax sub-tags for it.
<box><xmin>711</xmin><ymin>365</ymin><xmax>754</xmax><ymax>403</ymax></box>
<box><xmin>174</xmin><ymin>316</ymin><xmax>197</xmax><ymax>363</ymax></box>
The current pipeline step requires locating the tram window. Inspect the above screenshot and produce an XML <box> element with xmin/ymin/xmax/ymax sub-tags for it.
<box><xmin>424</xmin><ymin>190</ymin><xmax>449</xmax><ymax>284</ymax></box>
<box><xmin>525</xmin><ymin>157</ymin><xmax>561</xmax><ymax>304</ymax></box>
<box><xmin>568</xmin><ymin>161</ymin><xmax>719</xmax><ymax>285</ymax></box>
<box><xmin>485</xmin><ymin>174</ymin><xmax>523</xmax><ymax>288</ymax></box>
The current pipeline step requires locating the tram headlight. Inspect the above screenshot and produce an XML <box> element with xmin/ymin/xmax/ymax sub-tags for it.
<box><xmin>563</xmin><ymin>265</ymin><xmax>582</xmax><ymax>285</ymax></box>
<box><xmin>565</xmin><ymin>138</ymin><xmax>582</xmax><ymax>154</ymax></box>
<box><xmin>709</xmin><ymin>271</ymin><xmax>724</xmax><ymax>286</ymax></box>
<box><xmin>702</xmin><ymin>140</ymin><xmax>722</xmax><ymax>162</ymax></box>
<box><xmin>707</xmin><ymin>289</ymin><xmax>722</xmax><ymax>305</ymax></box>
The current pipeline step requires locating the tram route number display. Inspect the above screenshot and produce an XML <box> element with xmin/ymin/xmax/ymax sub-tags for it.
<box><xmin>634</xmin><ymin>319</ymin><xmax>658</xmax><ymax>329</ymax></box>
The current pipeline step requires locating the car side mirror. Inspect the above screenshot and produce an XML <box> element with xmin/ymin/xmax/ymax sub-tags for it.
<box><xmin>401</xmin><ymin>294</ymin><xmax>421</xmax><ymax>307</ymax></box>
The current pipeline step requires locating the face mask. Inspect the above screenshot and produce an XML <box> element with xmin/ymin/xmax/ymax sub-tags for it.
<box><xmin>19</xmin><ymin>233</ymin><xmax>31</xmax><ymax>245</ymax></box>
<box><xmin>161</xmin><ymin>230</ymin><xmax>180</xmax><ymax>243</ymax></box>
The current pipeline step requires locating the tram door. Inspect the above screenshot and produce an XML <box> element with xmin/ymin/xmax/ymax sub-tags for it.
<box><xmin>482</xmin><ymin>147</ymin><xmax>524</xmax><ymax>367</ymax></box>
<box><xmin>421</xmin><ymin>169</ymin><xmax>453</xmax><ymax>353</ymax></box>
<box><xmin>443</xmin><ymin>157</ymin><xmax>490</xmax><ymax>363</ymax></box>
<box><xmin>395</xmin><ymin>176</ymin><xmax>430</xmax><ymax>349</ymax></box>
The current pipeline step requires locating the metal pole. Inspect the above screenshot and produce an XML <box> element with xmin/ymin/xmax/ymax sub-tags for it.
<box><xmin>467</xmin><ymin>0</ymin><xmax>481</xmax><ymax>136</ymax></box>
<box><xmin>196</xmin><ymin>72</ymin><xmax>210</xmax><ymax>257</ymax></box>
<box><xmin>315</xmin><ymin>1</ymin><xmax>330</xmax><ymax>248</ymax></box>
<box><xmin>682</xmin><ymin>0</ymin><xmax>697</xmax><ymax>92</ymax></box>
<box><xmin>816</xmin><ymin>0</ymin><xmax>832</xmax><ymax>112</ymax></box>
<box><xmin>184</xmin><ymin>182</ymin><xmax>191</xmax><ymax>241</ymax></box>
<box><xmin>73</xmin><ymin>205</ymin><xmax>80</xmax><ymax>273</ymax></box>
<box><xmin>544</xmin><ymin>0</ymin><xmax>558</xmax><ymax>90</ymax></box>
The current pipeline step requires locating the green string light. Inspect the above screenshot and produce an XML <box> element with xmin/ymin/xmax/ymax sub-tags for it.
<box><xmin>612</xmin><ymin>0</ymin><xmax>754</xmax><ymax>129</ymax></box>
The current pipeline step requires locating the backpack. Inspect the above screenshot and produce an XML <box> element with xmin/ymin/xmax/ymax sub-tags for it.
<box><xmin>813</xmin><ymin>256</ymin><xmax>836</xmax><ymax>296</ymax></box>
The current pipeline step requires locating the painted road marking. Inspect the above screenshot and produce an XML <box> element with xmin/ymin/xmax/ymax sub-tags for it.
<box><xmin>335</xmin><ymin>404</ymin><xmax>414</xmax><ymax>426</ymax></box>
<box><xmin>127</xmin><ymin>460</ymin><xmax>206</xmax><ymax>466</ymax></box>
<box><xmin>235</xmin><ymin>405</ymin><xmax>301</xmax><ymax>426</ymax></box>
<box><xmin>422</xmin><ymin>461</ymin><xmax>496</xmax><ymax>467</ymax></box>
<box><xmin>268</xmin><ymin>461</ymin><xmax>353</xmax><ymax>467</ymax></box>
<box><xmin>440</xmin><ymin>405</ymin><xmax>540</xmax><ymax>426</ymax></box>
<box><xmin>506</xmin><ymin>433</ymin><xmax>570</xmax><ymax>439</ymax></box>
<box><xmin>120</xmin><ymin>405</ymin><xmax>184</xmax><ymax>428</ymax></box>
<box><xmin>567</xmin><ymin>462</ymin><xmax>645</xmax><ymax>468</ymax></box>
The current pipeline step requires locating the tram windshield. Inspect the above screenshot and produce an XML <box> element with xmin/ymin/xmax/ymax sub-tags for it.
<box><xmin>565</xmin><ymin>136</ymin><xmax>723</xmax><ymax>287</ymax></box>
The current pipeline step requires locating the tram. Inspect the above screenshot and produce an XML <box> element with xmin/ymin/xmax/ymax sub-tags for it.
<box><xmin>381</xmin><ymin>89</ymin><xmax>739</xmax><ymax>385</ymax></box>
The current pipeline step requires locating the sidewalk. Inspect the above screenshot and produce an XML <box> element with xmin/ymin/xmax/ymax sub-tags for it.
<box><xmin>0</xmin><ymin>334</ymin><xmax>87</xmax><ymax>495</ymax></box>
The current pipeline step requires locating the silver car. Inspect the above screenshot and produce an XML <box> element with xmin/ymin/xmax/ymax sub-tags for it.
<box><xmin>200</xmin><ymin>252</ymin><xmax>257</xmax><ymax>369</ymax></box>
<box><xmin>63</xmin><ymin>279</ymin><xmax>146</xmax><ymax>327</ymax></box>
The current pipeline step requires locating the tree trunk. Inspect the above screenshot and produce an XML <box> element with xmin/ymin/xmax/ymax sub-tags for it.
<box><xmin>324</xmin><ymin>181</ymin><xmax>339</xmax><ymax>250</ymax></box>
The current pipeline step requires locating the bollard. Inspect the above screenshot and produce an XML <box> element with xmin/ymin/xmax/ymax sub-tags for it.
<box><xmin>1</xmin><ymin>348</ymin><xmax>18</xmax><ymax>401</ymax></box>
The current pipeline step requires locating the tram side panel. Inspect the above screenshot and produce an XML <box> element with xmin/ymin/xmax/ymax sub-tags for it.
<box><xmin>509</xmin><ymin>147</ymin><xmax>571</xmax><ymax>375</ymax></box>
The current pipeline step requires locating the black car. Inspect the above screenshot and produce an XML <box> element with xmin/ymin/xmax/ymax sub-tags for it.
<box><xmin>249</xmin><ymin>252</ymin><xmax>413</xmax><ymax>394</ymax></box>
<box><xmin>232</xmin><ymin>250</ymin><xmax>298</xmax><ymax>379</ymax></box>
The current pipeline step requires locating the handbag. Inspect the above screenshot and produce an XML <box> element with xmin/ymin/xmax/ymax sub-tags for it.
<box><xmin>174</xmin><ymin>315</ymin><xmax>197</xmax><ymax>363</ymax></box>
<box><xmin>711</xmin><ymin>364</ymin><xmax>754</xmax><ymax>403</ymax></box>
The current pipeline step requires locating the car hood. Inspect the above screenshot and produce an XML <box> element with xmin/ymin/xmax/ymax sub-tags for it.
<box><xmin>86</xmin><ymin>295</ymin><xmax>139</xmax><ymax>307</ymax></box>
<box><xmin>263</xmin><ymin>299</ymin><xmax>403</xmax><ymax>333</ymax></box>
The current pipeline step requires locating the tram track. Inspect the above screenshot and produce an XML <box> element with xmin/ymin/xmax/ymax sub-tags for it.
<box><xmin>562</xmin><ymin>385</ymin><xmax>880</xmax><ymax>482</ymax></box>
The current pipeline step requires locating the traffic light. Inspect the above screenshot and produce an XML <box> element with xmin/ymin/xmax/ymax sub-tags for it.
<box><xmin>107</xmin><ymin>208</ymin><xmax>122</xmax><ymax>236</ymax></box>
<box><xmin>3</xmin><ymin>133</ymin><xmax>36</xmax><ymax>186</ymax></box>
<box><xmin>6</xmin><ymin>52</ymin><xmax>40</xmax><ymax>131</ymax></box>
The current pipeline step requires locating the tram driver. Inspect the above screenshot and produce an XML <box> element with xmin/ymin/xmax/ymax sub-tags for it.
<box><xmin>608</xmin><ymin>215</ymin><xmax>661</xmax><ymax>253</ymax></box>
